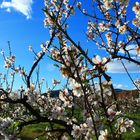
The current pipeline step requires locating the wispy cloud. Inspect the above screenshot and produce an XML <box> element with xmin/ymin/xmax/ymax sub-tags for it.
<box><xmin>0</xmin><ymin>0</ymin><xmax>33</xmax><ymax>19</ymax></box>
<box><xmin>118</xmin><ymin>44</ymin><xmax>140</xmax><ymax>57</ymax></box>
<box><xmin>113</xmin><ymin>84</ymin><xmax>128</xmax><ymax>89</ymax></box>
<box><xmin>107</xmin><ymin>59</ymin><xmax>140</xmax><ymax>73</ymax></box>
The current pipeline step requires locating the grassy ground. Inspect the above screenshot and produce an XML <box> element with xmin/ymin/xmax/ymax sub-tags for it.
<box><xmin>20</xmin><ymin>123</ymin><xmax>48</xmax><ymax>140</ymax></box>
<box><xmin>123</xmin><ymin>114</ymin><xmax>140</xmax><ymax>140</ymax></box>
<box><xmin>20</xmin><ymin>114</ymin><xmax>140</xmax><ymax>140</ymax></box>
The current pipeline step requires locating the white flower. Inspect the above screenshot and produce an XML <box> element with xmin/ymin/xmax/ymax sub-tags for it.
<box><xmin>71</xmin><ymin>125</ymin><xmax>82</xmax><ymax>138</ymax></box>
<box><xmin>37</xmin><ymin>51</ymin><xmax>42</xmax><ymax>58</ymax></box>
<box><xmin>61</xmin><ymin>135</ymin><xmax>69</xmax><ymax>140</ymax></box>
<box><xmin>76</xmin><ymin>2</ymin><xmax>82</xmax><ymax>8</ymax></box>
<box><xmin>105</xmin><ymin>32</ymin><xmax>112</xmax><ymax>42</ymax></box>
<box><xmin>19</xmin><ymin>69</ymin><xmax>25</xmax><ymax>76</ymax></box>
<box><xmin>118</xmin><ymin>41</ymin><xmax>124</xmax><ymax>48</ymax></box>
<box><xmin>9</xmin><ymin>92</ymin><xmax>19</xmax><ymax>100</ymax></box>
<box><xmin>80</xmin><ymin>123</ymin><xmax>88</xmax><ymax>134</ymax></box>
<box><xmin>98</xmin><ymin>129</ymin><xmax>108</xmax><ymax>140</ymax></box>
<box><xmin>116</xmin><ymin>117</ymin><xmax>135</xmax><ymax>133</ymax></box>
<box><xmin>0</xmin><ymin>117</ymin><xmax>13</xmax><ymax>129</ymax></box>
<box><xmin>27</xmin><ymin>83</ymin><xmax>35</xmax><ymax>93</ymax></box>
<box><xmin>132</xmin><ymin>16</ymin><xmax>140</xmax><ymax>28</ymax></box>
<box><xmin>51</xmin><ymin>106</ymin><xmax>65</xmax><ymax>119</ymax></box>
<box><xmin>59</xmin><ymin>89</ymin><xmax>73</xmax><ymax>107</ymax></box>
<box><xmin>69</xmin><ymin>79</ymin><xmax>83</xmax><ymax>97</ymax></box>
<box><xmin>50</xmin><ymin>48</ymin><xmax>62</xmax><ymax>61</ymax></box>
<box><xmin>92</xmin><ymin>55</ymin><xmax>108</xmax><ymax>65</ymax></box>
<box><xmin>119</xmin><ymin>25</ymin><xmax>127</xmax><ymax>34</ymax></box>
<box><xmin>132</xmin><ymin>2</ymin><xmax>140</xmax><ymax>16</ymax></box>
<box><xmin>4</xmin><ymin>56</ymin><xmax>16</xmax><ymax>69</ymax></box>
<box><xmin>60</xmin><ymin>65</ymin><xmax>69</xmax><ymax>78</ymax></box>
<box><xmin>86</xmin><ymin>117</ymin><xmax>93</xmax><ymax>128</ymax></box>
<box><xmin>115</xmin><ymin>20</ymin><xmax>121</xmax><ymax>28</ymax></box>
<box><xmin>83</xmin><ymin>9</ymin><xmax>87</xmax><ymax>14</ymax></box>
<box><xmin>104</xmin><ymin>1</ymin><xmax>113</xmax><ymax>10</ymax></box>
<box><xmin>107</xmin><ymin>108</ymin><xmax>121</xmax><ymax>120</ymax></box>
<box><xmin>28</xmin><ymin>45</ymin><xmax>33</xmax><ymax>52</ymax></box>
<box><xmin>98</xmin><ymin>22</ymin><xmax>109</xmax><ymax>32</ymax></box>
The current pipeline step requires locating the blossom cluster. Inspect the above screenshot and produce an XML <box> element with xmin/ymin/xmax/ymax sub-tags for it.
<box><xmin>4</xmin><ymin>55</ymin><xmax>16</xmax><ymax>69</ymax></box>
<box><xmin>0</xmin><ymin>117</ymin><xmax>13</xmax><ymax>130</ymax></box>
<box><xmin>44</xmin><ymin>0</ymin><xmax>74</xmax><ymax>35</ymax></box>
<box><xmin>132</xmin><ymin>2</ymin><xmax>140</xmax><ymax>28</ymax></box>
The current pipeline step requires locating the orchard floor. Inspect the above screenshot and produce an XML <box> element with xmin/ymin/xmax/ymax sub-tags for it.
<box><xmin>20</xmin><ymin>114</ymin><xmax>140</xmax><ymax>140</ymax></box>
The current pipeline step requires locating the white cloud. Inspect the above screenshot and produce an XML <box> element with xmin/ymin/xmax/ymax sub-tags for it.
<box><xmin>118</xmin><ymin>44</ymin><xmax>140</xmax><ymax>57</ymax></box>
<box><xmin>113</xmin><ymin>84</ymin><xmax>128</xmax><ymax>89</ymax></box>
<box><xmin>0</xmin><ymin>0</ymin><xmax>33</xmax><ymax>19</ymax></box>
<box><xmin>106</xmin><ymin>44</ymin><xmax>140</xmax><ymax>73</ymax></box>
<box><xmin>107</xmin><ymin>59</ymin><xmax>140</xmax><ymax>73</ymax></box>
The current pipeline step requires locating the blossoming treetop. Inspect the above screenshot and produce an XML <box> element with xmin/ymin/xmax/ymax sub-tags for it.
<box><xmin>0</xmin><ymin>0</ymin><xmax>140</xmax><ymax>139</ymax></box>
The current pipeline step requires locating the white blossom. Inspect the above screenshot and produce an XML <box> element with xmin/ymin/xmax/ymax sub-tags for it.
<box><xmin>132</xmin><ymin>2</ymin><xmax>140</xmax><ymax>16</ymax></box>
<box><xmin>98</xmin><ymin>129</ymin><xmax>108</xmax><ymax>140</ymax></box>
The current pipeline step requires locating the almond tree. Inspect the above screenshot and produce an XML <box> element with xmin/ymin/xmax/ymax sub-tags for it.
<box><xmin>0</xmin><ymin>0</ymin><xmax>140</xmax><ymax>139</ymax></box>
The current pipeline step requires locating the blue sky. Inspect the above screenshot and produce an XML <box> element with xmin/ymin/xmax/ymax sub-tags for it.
<box><xmin>0</xmin><ymin>0</ymin><xmax>139</xmax><ymax>90</ymax></box>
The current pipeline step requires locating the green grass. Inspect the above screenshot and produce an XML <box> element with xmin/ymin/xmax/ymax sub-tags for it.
<box><xmin>123</xmin><ymin>113</ymin><xmax>140</xmax><ymax>140</ymax></box>
<box><xmin>20</xmin><ymin>123</ymin><xmax>48</xmax><ymax>140</ymax></box>
<box><xmin>20</xmin><ymin>114</ymin><xmax>140</xmax><ymax>140</ymax></box>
